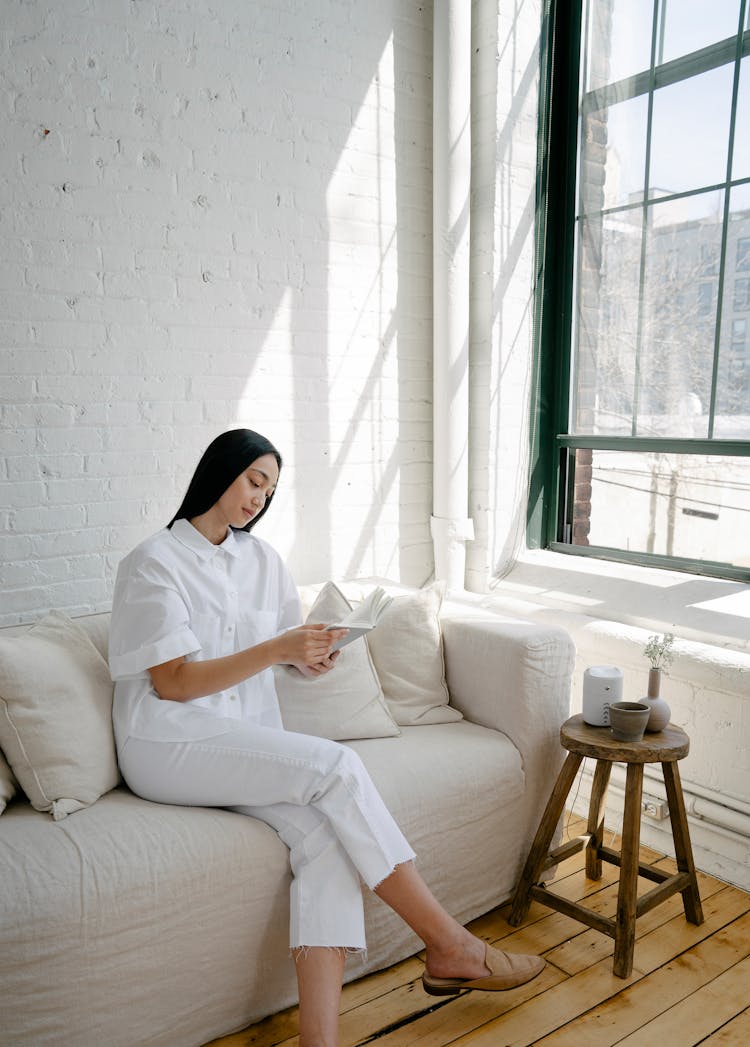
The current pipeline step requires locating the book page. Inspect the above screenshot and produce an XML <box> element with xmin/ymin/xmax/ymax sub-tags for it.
<box><xmin>326</xmin><ymin>626</ymin><xmax>371</xmax><ymax>652</ymax></box>
<box><xmin>327</xmin><ymin>587</ymin><xmax>392</xmax><ymax>629</ymax></box>
<box><xmin>325</xmin><ymin>587</ymin><xmax>393</xmax><ymax>648</ymax></box>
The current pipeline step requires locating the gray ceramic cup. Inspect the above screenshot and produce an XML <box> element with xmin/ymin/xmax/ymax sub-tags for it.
<box><xmin>609</xmin><ymin>701</ymin><xmax>651</xmax><ymax>743</ymax></box>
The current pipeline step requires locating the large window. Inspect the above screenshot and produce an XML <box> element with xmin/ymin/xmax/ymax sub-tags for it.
<box><xmin>530</xmin><ymin>0</ymin><xmax>750</xmax><ymax>580</ymax></box>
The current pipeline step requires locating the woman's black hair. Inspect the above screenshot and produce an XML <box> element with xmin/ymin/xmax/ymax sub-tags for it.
<box><xmin>167</xmin><ymin>429</ymin><xmax>282</xmax><ymax>532</ymax></box>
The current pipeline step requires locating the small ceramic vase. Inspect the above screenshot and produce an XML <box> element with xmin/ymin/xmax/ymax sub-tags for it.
<box><xmin>643</xmin><ymin>667</ymin><xmax>671</xmax><ymax>732</ymax></box>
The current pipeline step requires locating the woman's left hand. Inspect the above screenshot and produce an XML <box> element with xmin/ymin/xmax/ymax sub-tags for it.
<box><xmin>294</xmin><ymin>651</ymin><xmax>341</xmax><ymax>678</ymax></box>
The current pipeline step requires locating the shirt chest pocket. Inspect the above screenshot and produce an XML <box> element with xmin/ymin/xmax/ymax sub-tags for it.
<box><xmin>237</xmin><ymin>609</ymin><xmax>279</xmax><ymax>650</ymax></box>
<box><xmin>190</xmin><ymin>610</ymin><xmax>279</xmax><ymax>662</ymax></box>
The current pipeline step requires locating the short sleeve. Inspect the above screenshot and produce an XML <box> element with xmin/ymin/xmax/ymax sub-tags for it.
<box><xmin>108</xmin><ymin>554</ymin><xmax>201</xmax><ymax>679</ymax></box>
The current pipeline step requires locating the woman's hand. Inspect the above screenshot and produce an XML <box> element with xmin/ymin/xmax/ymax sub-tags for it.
<box><xmin>294</xmin><ymin>650</ymin><xmax>342</xmax><ymax>678</ymax></box>
<box><xmin>273</xmin><ymin>624</ymin><xmax>348</xmax><ymax>668</ymax></box>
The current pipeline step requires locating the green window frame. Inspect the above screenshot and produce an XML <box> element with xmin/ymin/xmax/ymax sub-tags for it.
<box><xmin>529</xmin><ymin>0</ymin><xmax>750</xmax><ymax>582</ymax></box>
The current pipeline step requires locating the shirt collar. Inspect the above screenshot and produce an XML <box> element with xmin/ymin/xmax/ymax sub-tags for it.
<box><xmin>170</xmin><ymin>518</ymin><xmax>242</xmax><ymax>561</ymax></box>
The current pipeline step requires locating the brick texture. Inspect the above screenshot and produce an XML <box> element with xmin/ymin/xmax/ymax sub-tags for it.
<box><xmin>0</xmin><ymin>0</ymin><xmax>437</xmax><ymax>623</ymax></box>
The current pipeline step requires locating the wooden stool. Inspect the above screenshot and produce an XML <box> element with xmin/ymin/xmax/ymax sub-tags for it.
<box><xmin>508</xmin><ymin>714</ymin><xmax>704</xmax><ymax>978</ymax></box>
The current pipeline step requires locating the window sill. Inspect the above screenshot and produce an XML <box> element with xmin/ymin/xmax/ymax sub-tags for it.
<box><xmin>481</xmin><ymin>548</ymin><xmax>750</xmax><ymax>656</ymax></box>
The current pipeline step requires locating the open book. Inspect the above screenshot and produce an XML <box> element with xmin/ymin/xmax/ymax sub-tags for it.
<box><xmin>326</xmin><ymin>587</ymin><xmax>393</xmax><ymax>651</ymax></box>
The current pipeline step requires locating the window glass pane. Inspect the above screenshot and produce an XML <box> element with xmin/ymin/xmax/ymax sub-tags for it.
<box><xmin>574</xmin><ymin>450</ymin><xmax>750</xmax><ymax>566</ymax></box>
<box><xmin>716</xmin><ymin>185</ymin><xmax>750</xmax><ymax>432</ymax></box>
<box><xmin>649</xmin><ymin>65</ymin><xmax>734</xmax><ymax>195</ymax></box>
<box><xmin>581</xmin><ymin>96</ymin><xmax>649</xmax><ymax>212</ymax></box>
<box><xmin>733</xmin><ymin>58</ymin><xmax>750</xmax><ymax>179</ymax></box>
<box><xmin>659</xmin><ymin>0</ymin><xmax>741</xmax><ymax>65</ymax></box>
<box><xmin>572</xmin><ymin>212</ymin><xmax>643</xmax><ymax>435</ymax></box>
<box><xmin>586</xmin><ymin>0</ymin><xmax>655</xmax><ymax>91</ymax></box>
<box><xmin>637</xmin><ymin>192</ymin><xmax>725</xmax><ymax>438</ymax></box>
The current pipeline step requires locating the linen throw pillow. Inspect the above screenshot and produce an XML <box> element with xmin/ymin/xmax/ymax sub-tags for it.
<box><xmin>274</xmin><ymin>582</ymin><xmax>400</xmax><ymax>741</ymax></box>
<box><xmin>366</xmin><ymin>583</ymin><xmax>463</xmax><ymax>725</ymax></box>
<box><xmin>0</xmin><ymin>611</ymin><xmax>119</xmax><ymax>820</ymax></box>
<box><xmin>0</xmin><ymin>748</ymin><xmax>17</xmax><ymax>815</ymax></box>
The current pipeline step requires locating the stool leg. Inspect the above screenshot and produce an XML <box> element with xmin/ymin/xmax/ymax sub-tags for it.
<box><xmin>613</xmin><ymin>762</ymin><xmax>643</xmax><ymax>978</ymax></box>
<box><xmin>585</xmin><ymin>760</ymin><xmax>612</xmax><ymax>880</ymax></box>
<box><xmin>662</xmin><ymin>761</ymin><xmax>704</xmax><ymax>925</ymax></box>
<box><xmin>509</xmin><ymin>752</ymin><xmax>583</xmax><ymax>926</ymax></box>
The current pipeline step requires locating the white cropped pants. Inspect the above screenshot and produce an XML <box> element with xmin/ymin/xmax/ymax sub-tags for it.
<box><xmin>118</xmin><ymin>722</ymin><xmax>416</xmax><ymax>951</ymax></box>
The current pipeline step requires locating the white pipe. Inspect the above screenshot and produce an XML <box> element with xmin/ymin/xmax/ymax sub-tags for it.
<box><xmin>431</xmin><ymin>0</ymin><xmax>474</xmax><ymax>589</ymax></box>
<box><xmin>603</xmin><ymin>764</ymin><xmax>750</xmax><ymax>840</ymax></box>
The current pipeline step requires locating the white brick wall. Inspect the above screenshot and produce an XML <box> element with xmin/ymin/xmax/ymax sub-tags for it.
<box><xmin>0</xmin><ymin>0</ymin><xmax>436</xmax><ymax>624</ymax></box>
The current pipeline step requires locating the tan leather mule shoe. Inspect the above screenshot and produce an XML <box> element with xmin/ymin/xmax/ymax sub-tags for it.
<box><xmin>421</xmin><ymin>943</ymin><xmax>545</xmax><ymax>996</ymax></box>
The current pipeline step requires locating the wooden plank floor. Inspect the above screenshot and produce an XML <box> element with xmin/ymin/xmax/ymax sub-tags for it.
<box><xmin>209</xmin><ymin>817</ymin><xmax>750</xmax><ymax>1046</ymax></box>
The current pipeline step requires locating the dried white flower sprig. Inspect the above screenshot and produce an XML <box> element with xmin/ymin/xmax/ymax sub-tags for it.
<box><xmin>643</xmin><ymin>632</ymin><xmax>675</xmax><ymax>671</ymax></box>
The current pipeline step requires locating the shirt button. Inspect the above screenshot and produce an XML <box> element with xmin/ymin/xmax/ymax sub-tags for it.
<box><xmin>229</xmin><ymin>693</ymin><xmax>237</xmax><ymax>701</ymax></box>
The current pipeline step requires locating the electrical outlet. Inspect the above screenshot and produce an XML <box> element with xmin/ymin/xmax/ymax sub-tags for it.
<box><xmin>642</xmin><ymin>798</ymin><xmax>668</xmax><ymax>821</ymax></box>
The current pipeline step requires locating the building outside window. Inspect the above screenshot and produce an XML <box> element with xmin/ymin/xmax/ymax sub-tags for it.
<box><xmin>531</xmin><ymin>0</ymin><xmax>750</xmax><ymax>581</ymax></box>
<box><xmin>738</xmin><ymin>235</ymin><xmax>750</xmax><ymax>271</ymax></box>
<box><xmin>734</xmin><ymin>277</ymin><xmax>750</xmax><ymax>309</ymax></box>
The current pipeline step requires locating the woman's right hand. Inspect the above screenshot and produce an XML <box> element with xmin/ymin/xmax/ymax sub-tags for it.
<box><xmin>272</xmin><ymin>624</ymin><xmax>348</xmax><ymax>667</ymax></box>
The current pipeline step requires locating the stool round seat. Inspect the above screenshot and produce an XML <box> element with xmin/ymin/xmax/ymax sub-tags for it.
<box><xmin>561</xmin><ymin>713</ymin><xmax>689</xmax><ymax>763</ymax></box>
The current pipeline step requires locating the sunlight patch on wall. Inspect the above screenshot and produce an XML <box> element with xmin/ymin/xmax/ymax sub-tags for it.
<box><xmin>324</xmin><ymin>36</ymin><xmax>403</xmax><ymax>579</ymax></box>
<box><xmin>237</xmin><ymin>286</ymin><xmax>297</xmax><ymax>555</ymax></box>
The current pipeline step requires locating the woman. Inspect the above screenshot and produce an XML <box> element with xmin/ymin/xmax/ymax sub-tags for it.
<box><xmin>109</xmin><ymin>429</ymin><xmax>544</xmax><ymax>1046</ymax></box>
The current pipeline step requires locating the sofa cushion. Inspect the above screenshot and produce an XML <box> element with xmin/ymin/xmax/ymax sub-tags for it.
<box><xmin>274</xmin><ymin>582</ymin><xmax>400</xmax><ymax>740</ymax></box>
<box><xmin>366</xmin><ymin>583</ymin><xmax>462</xmax><ymax>725</ymax></box>
<box><xmin>0</xmin><ymin>749</ymin><xmax>17</xmax><ymax>815</ymax></box>
<box><xmin>0</xmin><ymin>611</ymin><xmax>119</xmax><ymax>820</ymax></box>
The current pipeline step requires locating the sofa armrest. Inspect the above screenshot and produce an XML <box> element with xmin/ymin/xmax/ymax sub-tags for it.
<box><xmin>441</xmin><ymin>614</ymin><xmax>576</xmax><ymax>861</ymax></box>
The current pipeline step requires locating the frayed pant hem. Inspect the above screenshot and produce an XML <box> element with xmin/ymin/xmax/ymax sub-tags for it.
<box><xmin>291</xmin><ymin>945</ymin><xmax>367</xmax><ymax>963</ymax></box>
<box><xmin>371</xmin><ymin>855</ymin><xmax>415</xmax><ymax>892</ymax></box>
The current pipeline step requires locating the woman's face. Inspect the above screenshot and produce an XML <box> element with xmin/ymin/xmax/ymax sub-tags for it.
<box><xmin>215</xmin><ymin>453</ymin><xmax>280</xmax><ymax>530</ymax></box>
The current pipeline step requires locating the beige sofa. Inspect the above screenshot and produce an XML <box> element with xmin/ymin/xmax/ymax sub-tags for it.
<box><xmin>0</xmin><ymin>591</ymin><xmax>574</xmax><ymax>1047</ymax></box>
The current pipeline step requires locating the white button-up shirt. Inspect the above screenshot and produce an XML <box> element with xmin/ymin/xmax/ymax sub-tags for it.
<box><xmin>108</xmin><ymin>519</ymin><xmax>301</xmax><ymax>753</ymax></box>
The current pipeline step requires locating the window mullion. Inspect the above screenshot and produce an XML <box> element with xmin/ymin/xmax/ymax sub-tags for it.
<box><xmin>582</xmin><ymin>36</ymin><xmax>742</xmax><ymax>114</ymax></box>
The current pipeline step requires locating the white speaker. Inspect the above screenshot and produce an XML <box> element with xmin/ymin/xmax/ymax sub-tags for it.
<box><xmin>582</xmin><ymin>665</ymin><xmax>623</xmax><ymax>726</ymax></box>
